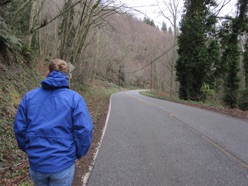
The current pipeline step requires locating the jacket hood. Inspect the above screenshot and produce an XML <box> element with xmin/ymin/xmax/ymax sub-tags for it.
<box><xmin>41</xmin><ymin>70</ymin><xmax>69</xmax><ymax>89</ymax></box>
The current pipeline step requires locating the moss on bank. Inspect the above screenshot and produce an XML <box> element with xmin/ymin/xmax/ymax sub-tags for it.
<box><xmin>0</xmin><ymin>63</ymin><xmax>42</xmax><ymax>185</ymax></box>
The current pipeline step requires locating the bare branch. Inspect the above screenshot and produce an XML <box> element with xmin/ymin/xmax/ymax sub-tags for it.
<box><xmin>14</xmin><ymin>0</ymin><xmax>33</xmax><ymax>14</ymax></box>
<box><xmin>156</xmin><ymin>0</ymin><xmax>182</xmax><ymax>28</ymax></box>
<box><xmin>213</xmin><ymin>0</ymin><xmax>232</xmax><ymax>17</ymax></box>
<box><xmin>31</xmin><ymin>0</ymin><xmax>82</xmax><ymax>32</ymax></box>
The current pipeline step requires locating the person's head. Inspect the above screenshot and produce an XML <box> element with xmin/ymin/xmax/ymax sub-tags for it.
<box><xmin>48</xmin><ymin>59</ymin><xmax>69</xmax><ymax>75</ymax></box>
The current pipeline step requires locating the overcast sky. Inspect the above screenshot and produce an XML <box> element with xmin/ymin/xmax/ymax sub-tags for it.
<box><xmin>117</xmin><ymin>0</ymin><xmax>237</xmax><ymax>29</ymax></box>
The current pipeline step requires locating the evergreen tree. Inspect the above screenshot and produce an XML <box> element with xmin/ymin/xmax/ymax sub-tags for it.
<box><xmin>168</xmin><ymin>27</ymin><xmax>173</xmax><ymax>34</ymax></box>
<box><xmin>222</xmin><ymin>27</ymin><xmax>240</xmax><ymax>108</ymax></box>
<box><xmin>0</xmin><ymin>1</ymin><xmax>32</xmax><ymax>64</ymax></box>
<box><xmin>176</xmin><ymin>0</ymin><xmax>217</xmax><ymax>101</ymax></box>
<box><xmin>221</xmin><ymin>0</ymin><xmax>247</xmax><ymax>108</ymax></box>
<box><xmin>4</xmin><ymin>0</ymin><xmax>31</xmax><ymax>36</ymax></box>
<box><xmin>161</xmin><ymin>21</ymin><xmax>167</xmax><ymax>32</ymax></box>
<box><xmin>244</xmin><ymin>37</ymin><xmax>248</xmax><ymax>88</ymax></box>
<box><xmin>143</xmin><ymin>17</ymin><xmax>156</xmax><ymax>27</ymax></box>
<box><xmin>239</xmin><ymin>37</ymin><xmax>248</xmax><ymax>110</ymax></box>
<box><xmin>206</xmin><ymin>39</ymin><xmax>221</xmax><ymax>92</ymax></box>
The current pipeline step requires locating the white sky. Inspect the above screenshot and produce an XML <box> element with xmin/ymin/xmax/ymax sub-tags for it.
<box><xmin>117</xmin><ymin>0</ymin><xmax>238</xmax><ymax>29</ymax></box>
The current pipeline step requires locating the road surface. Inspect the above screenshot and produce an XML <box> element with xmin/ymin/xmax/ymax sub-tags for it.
<box><xmin>87</xmin><ymin>90</ymin><xmax>248</xmax><ymax>186</ymax></box>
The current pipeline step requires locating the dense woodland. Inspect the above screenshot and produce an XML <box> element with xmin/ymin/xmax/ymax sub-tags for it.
<box><xmin>177</xmin><ymin>0</ymin><xmax>248</xmax><ymax>109</ymax></box>
<box><xmin>1</xmin><ymin>0</ymin><xmax>247</xmax><ymax>110</ymax></box>
<box><xmin>0</xmin><ymin>0</ymin><xmax>176</xmax><ymax>89</ymax></box>
<box><xmin>0</xmin><ymin>0</ymin><xmax>248</xmax><ymax>184</ymax></box>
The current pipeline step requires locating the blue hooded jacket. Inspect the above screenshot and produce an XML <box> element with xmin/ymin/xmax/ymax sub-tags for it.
<box><xmin>14</xmin><ymin>71</ymin><xmax>93</xmax><ymax>173</ymax></box>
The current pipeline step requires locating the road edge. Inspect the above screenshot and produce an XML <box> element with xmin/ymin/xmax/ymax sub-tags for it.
<box><xmin>82</xmin><ymin>94</ymin><xmax>113</xmax><ymax>186</ymax></box>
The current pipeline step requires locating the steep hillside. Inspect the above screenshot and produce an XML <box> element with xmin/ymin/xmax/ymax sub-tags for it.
<box><xmin>0</xmin><ymin>62</ymin><xmax>42</xmax><ymax>185</ymax></box>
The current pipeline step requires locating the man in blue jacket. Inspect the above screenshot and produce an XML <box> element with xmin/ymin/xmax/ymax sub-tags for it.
<box><xmin>14</xmin><ymin>59</ymin><xmax>93</xmax><ymax>186</ymax></box>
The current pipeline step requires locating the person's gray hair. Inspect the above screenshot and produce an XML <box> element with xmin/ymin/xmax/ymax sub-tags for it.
<box><xmin>48</xmin><ymin>59</ymin><xmax>69</xmax><ymax>75</ymax></box>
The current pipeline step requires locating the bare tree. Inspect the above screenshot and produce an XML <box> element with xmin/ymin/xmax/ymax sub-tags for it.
<box><xmin>100</xmin><ymin>13</ymin><xmax>174</xmax><ymax>88</ymax></box>
<box><xmin>28</xmin><ymin>0</ymin><xmax>46</xmax><ymax>48</ymax></box>
<box><xmin>157</xmin><ymin>0</ymin><xmax>182</xmax><ymax>96</ymax></box>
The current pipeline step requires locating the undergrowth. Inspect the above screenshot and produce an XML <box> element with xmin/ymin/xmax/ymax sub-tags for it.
<box><xmin>140</xmin><ymin>91</ymin><xmax>224</xmax><ymax>108</ymax></box>
<box><xmin>0</xmin><ymin>62</ymin><xmax>42</xmax><ymax>185</ymax></box>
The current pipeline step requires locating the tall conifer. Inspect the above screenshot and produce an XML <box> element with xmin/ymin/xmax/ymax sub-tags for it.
<box><xmin>222</xmin><ymin>0</ymin><xmax>247</xmax><ymax>108</ymax></box>
<box><xmin>161</xmin><ymin>21</ymin><xmax>167</xmax><ymax>32</ymax></box>
<box><xmin>244</xmin><ymin>38</ymin><xmax>248</xmax><ymax>88</ymax></box>
<box><xmin>176</xmin><ymin>0</ymin><xmax>217</xmax><ymax>101</ymax></box>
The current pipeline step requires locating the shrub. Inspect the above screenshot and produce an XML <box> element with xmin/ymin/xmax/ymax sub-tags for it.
<box><xmin>238</xmin><ymin>88</ymin><xmax>248</xmax><ymax>111</ymax></box>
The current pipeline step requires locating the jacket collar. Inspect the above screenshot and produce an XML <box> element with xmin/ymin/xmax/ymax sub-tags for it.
<box><xmin>41</xmin><ymin>71</ymin><xmax>69</xmax><ymax>89</ymax></box>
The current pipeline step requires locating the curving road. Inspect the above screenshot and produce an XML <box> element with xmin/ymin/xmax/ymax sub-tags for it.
<box><xmin>87</xmin><ymin>90</ymin><xmax>248</xmax><ymax>186</ymax></box>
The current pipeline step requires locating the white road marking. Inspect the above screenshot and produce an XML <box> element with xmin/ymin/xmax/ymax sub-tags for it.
<box><xmin>82</xmin><ymin>94</ymin><xmax>113</xmax><ymax>186</ymax></box>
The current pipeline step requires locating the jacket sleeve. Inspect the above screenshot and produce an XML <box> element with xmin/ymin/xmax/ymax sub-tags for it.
<box><xmin>13</xmin><ymin>96</ymin><xmax>28</xmax><ymax>153</ymax></box>
<box><xmin>73</xmin><ymin>96</ymin><xmax>94</xmax><ymax>159</ymax></box>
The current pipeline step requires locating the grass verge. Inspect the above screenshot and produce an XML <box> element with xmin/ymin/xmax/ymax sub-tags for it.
<box><xmin>140</xmin><ymin>90</ymin><xmax>248</xmax><ymax>120</ymax></box>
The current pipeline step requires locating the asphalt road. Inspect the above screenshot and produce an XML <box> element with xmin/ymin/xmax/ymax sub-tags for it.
<box><xmin>87</xmin><ymin>90</ymin><xmax>248</xmax><ymax>186</ymax></box>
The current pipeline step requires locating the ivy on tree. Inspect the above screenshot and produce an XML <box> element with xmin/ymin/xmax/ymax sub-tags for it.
<box><xmin>176</xmin><ymin>0</ymin><xmax>218</xmax><ymax>101</ymax></box>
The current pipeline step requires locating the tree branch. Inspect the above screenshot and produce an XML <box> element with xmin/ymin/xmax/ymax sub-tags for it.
<box><xmin>31</xmin><ymin>0</ymin><xmax>82</xmax><ymax>32</ymax></box>
<box><xmin>14</xmin><ymin>0</ymin><xmax>33</xmax><ymax>14</ymax></box>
